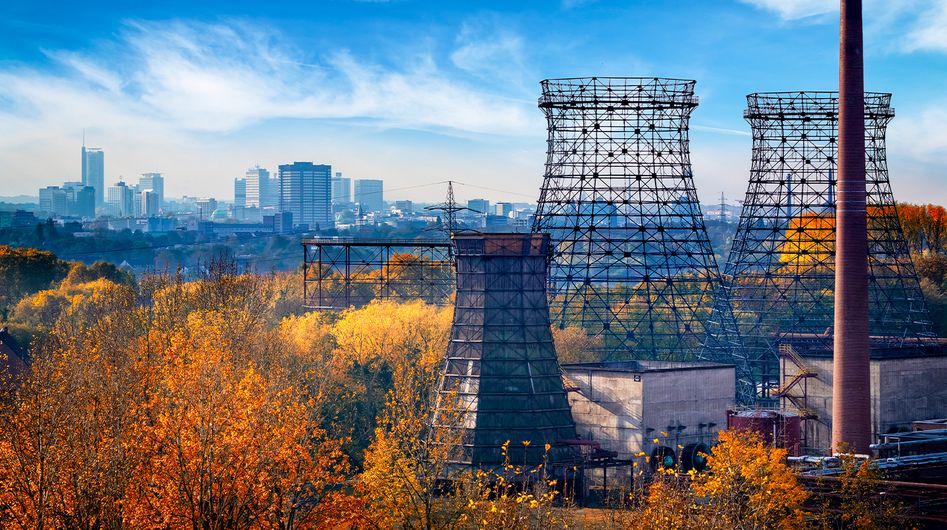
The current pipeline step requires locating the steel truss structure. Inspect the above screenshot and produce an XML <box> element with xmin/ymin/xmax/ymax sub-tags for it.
<box><xmin>434</xmin><ymin>233</ymin><xmax>578</xmax><ymax>467</ymax></box>
<box><xmin>532</xmin><ymin>77</ymin><xmax>742</xmax><ymax>365</ymax></box>
<box><xmin>302</xmin><ymin>238</ymin><xmax>454</xmax><ymax>309</ymax></box>
<box><xmin>722</xmin><ymin>91</ymin><xmax>933</xmax><ymax>399</ymax></box>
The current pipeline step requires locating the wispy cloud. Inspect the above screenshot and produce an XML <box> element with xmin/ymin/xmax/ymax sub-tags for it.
<box><xmin>904</xmin><ymin>0</ymin><xmax>947</xmax><ymax>52</ymax></box>
<box><xmin>0</xmin><ymin>19</ymin><xmax>538</xmax><ymax>144</ymax></box>
<box><xmin>737</xmin><ymin>0</ymin><xmax>836</xmax><ymax>20</ymax></box>
<box><xmin>450</xmin><ymin>17</ymin><xmax>528</xmax><ymax>86</ymax></box>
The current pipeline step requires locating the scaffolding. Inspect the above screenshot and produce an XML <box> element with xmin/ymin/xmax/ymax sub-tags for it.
<box><xmin>302</xmin><ymin>238</ymin><xmax>454</xmax><ymax>309</ymax></box>
<box><xmin>532</xmin><ymin>77</ymin><xmax>743</xmax><ymax>368</ymax></box>
<box><xmin>722</xmin><ymin>91</ymin><xmax>933</xmax><ymax>400</ymax></box>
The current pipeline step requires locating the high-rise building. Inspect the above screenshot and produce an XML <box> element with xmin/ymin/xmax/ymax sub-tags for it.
<box><xmin>467</xmin><ymin>198</ymin><xmax>490</xmax><ymax>214</ymax></box>
<box><xmin>234</xmin><ymin>178</ymin><xmax>247</xmax><ymax>208</ymax></box>
<box><xmin>81</xmin><ymin>144</ymin><xmax>105</xmax><ymax>208</ymax></box>
<box><xmin>106</xmin><ymin>181</ymin><xmax>135</xmax><ymax>217</ymax></box>
<box><xmin>331</xmin><ymin>171</ymin><xmax>352</xmax><ymax>204</ymax></box>
<box><xmin>140</xmin><ymin>189</ymin><xmax>160</xmax><ymax>217</ymax></box>
<box><xmin>244</xmin><ymin>166</ymin><xmax>271</xmax><ymax>208</ymax></box>
<box><xmin>39</xmin><ymin>186</ymin><xmax>69</xmax><ymax>217</ymax></box>
<box><xmin>494</xmin><ymin>202</ymin><xmax>514</xmax><ymax>217</ymax></box>
<box><xmin>139</xmin><ymin>173</ymin><xmax>164</xmax><ymax>211</ymax></box>
<box><xmin>354</xmin><ymin>179</ymin><xmax>384</xmax><ymax>214</ymax></box>
<box><xmin>62</xmin><ymin>181</ymin><xmax>95</xmax><ymax>218</ymax></box>
<box><xmin>278</xmin><ymin>162</ymin><xmax>332</xmax><ymax>229</ymax></box>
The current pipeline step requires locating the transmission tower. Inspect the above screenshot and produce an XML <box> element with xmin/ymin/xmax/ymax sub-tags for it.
<box><xmin>532</xmin><ymin>77</ymin><xmax>743</xmax><ymax>368</ymax></box>
<box><xmin>426</xmin><ymin>180</ymin><xmax>477</xmax><ymax>237</ymax></box>
<box><xmin>721</xmin><ymin>91</ymin><xmax>933</xmax><ymax>399</ymax></box>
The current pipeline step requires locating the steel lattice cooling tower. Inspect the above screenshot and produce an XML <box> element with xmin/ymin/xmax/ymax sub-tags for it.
<box><xmin>723</xmin><ymin>91</ymin><xmax>933</xmax><ymax>399</ymax></box>
<box><xmin>532</xmin><ymin>77</ymin><xmax>741</xmax><ymax>366</ymax></box>
<box><xmin>433</xmin><ymin>233</ymin><xmax>578</xmax><ymax>467</ymax></box>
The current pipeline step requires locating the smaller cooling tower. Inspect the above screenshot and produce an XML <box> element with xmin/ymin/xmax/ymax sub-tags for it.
<box><xmin>434</xmin><ymin>233</ymin><xmax>578</xmax><ymax>467</ymax></box>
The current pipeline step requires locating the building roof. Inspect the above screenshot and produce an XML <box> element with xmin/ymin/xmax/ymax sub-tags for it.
<box><xmin>562</xmin><ymin>360</ymin><xmax>735</xmax><ymax>374</ymax></box>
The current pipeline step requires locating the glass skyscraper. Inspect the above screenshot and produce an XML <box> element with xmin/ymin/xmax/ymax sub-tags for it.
<box><xmin>278</xmin><ymin>162</ymin><xmax>332</xmax><ymax>230</ymax></box>
<box><xmin>81</xmin><ymin>145</ymin><xmax>105</xmax><ymax>208</ymax></box>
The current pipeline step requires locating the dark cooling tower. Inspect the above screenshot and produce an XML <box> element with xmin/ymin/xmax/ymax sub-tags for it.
<box><xmin>532</xmin><ymin>77</ymin><xmax>741</xmax><ymax>366</ymax></box>
<box><xmin>433</xmin><ymin>233</ymin><xmax>578</xmax><ymax>467</ymax></box>
<box><xmin>724</xmin><ymin>90</ymin><xmax>933</xmax><ymax>400</ymax></box>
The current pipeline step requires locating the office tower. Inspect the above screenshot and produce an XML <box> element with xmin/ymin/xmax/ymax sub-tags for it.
<box><xmin>394</xmin><ymin>200</ymin><xmax>413</xmax><ymax>214</ymax></box>
<box><xmin>139</xmin><ymin>173</ymin><xmax>164</xmax><ymax>210</ymax></box>
<box><xmin>107</xmin><ymin>181</ymin><xmax>135</xmax><ymax>217</ymax></box>
<box><xmin>38</xmin><ymin>186</ymin><xmax>69</xmax><ymax>217</ymax></box>
<box><xmin>244</xmin><ymin>166</ymin><xmax>271</xmax><ymax>208</ymax></box>
<box><xmin>140</xmin><ymin>190</ymin><xmax>160</xmax><ymax>217</ymax></box>
<box><xmin>81</xmin><ymin>143</ymin><xmax>105</xmax><ymax>208</ymax></box>
<box><xmin>278</xmin><ymin>162</ymin><xmax>332</xmax><ymax>229</ymax></box>
<box><xmin>62</xmin><ymin>181</ymin><xmax>95</xmax><ymax>218</ymax></box>
<box><xmin>234</xmin><ymin>178</ymin><xmax>247</xmax><ymax>208</ymax></box>
<box><xmin>467</xmin><ymin>198</ymin><xmax>490</xmax><ymax>214</ymax></box>
<box><xmin>331</xmin><ymin>171</ymin><xmax>352</xmax><ymax>204</ymax></box>
<box><xmin>494</xmin><ymin>202</ymin><xmax>514</xmax><ymax>217</ymax></box>
<box><xmin>354</xmin><ymin>179</ymin><xmax>384</xmax><ymax>214</ymax></box>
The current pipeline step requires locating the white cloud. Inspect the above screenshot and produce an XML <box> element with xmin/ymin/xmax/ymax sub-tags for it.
<box><xmin>904</xmin><ymin>0</ymin><xmax>947</xmax><ymax>52</ymax></box>
<box><xmin>0</xmin><ymin>19</ymin><xmax>538</xmax><ymax>142</ymax></box>
<box><xmin>738</xmin><ymin>0</ymin><xmax>837</xmax><ymax>20</ymax></box>
<box><xmin>450</xmin><ymin>19</ymin><xmax>526</xmax><ymax>80</ymax></box>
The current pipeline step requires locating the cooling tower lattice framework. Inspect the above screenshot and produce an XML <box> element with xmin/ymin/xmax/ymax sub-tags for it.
<box><xmin>724</xmin><ymin>91</ymin><xmax>933</xmax><ymax>397</ymax></box>
<box><xmin>532</xmin><ymin>76</ymin><xmax>741</xmax><ymax>363</ymax></box>
<box><xmin>434</xmin><ymin>233</ymin><xmax>578</xmax><ymax>467</ymax></box>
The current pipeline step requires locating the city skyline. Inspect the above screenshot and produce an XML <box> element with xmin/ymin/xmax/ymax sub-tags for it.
<box><xmin>1</xmin><ymin>1</ymin><xmax>946</xmax><ymax>205</ymax></box>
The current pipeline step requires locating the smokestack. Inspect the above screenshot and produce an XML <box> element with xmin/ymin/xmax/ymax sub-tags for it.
<box><xmin>832</xmin><ymin>0</ymin><xmax>871</xmax><ymax>454</ymax></box>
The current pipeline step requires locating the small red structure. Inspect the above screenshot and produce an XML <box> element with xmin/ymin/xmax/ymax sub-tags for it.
<box><xmin>727</xmin><ymin>409</ymin><xmax>802</xmax><ymax>456</ymax></box>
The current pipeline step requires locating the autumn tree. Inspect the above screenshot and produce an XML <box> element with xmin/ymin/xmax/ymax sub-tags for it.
<box><xmin>0</xmin><ymin>246</ymin><xmax>69</xmax><ymax>321</ymax></box>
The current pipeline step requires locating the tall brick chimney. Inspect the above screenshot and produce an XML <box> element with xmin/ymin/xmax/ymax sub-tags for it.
<box><xmin>832</xmin><ymin>0</ymin><xmax>871</xmax><ymax>454</ymax></box>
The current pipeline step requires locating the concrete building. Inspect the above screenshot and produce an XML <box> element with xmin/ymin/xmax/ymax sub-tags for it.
<box><xmin>468</xmin><ymin>198</ymin><xmax>490</xmax><ymax>215</ymax></box>
<box><xmin>39</xmin><ymin>186</ymin><xmax>69</xmax><ymax>217</ymax></box>
<box><xmin>245</xmin><ymin>166</ymin><xmax>272</xmax><ymax>208</ymax></box>
<box><xmin>81</xmin><ymin>145</ymin><xmax>105</xmax><ymax>208</ymax></box>
<box><xmin>331</xmin><ymin>172</ymin><xmax>352</xmax><ymax>205</ymax></box>
<box><xmin>234</xmin><ymin>177</ymin><xmax>247</xmax><ymax>209</ymax></box>
<box><xmin>138</xmin><ymin>173</ymin><xmax>164</xmax><ymax>210</ymax></box>
<box><xmin>106</xmin><ymin>181</ymin><xmax>135</xmax><ymax>217</ymax></box>
<box><xmin>393</xmin><ymin>200</ymin><xmax>413</xmax><ymax>214</ymax></box>
<box><xmin>495</xmin><ymin>202</ymin><xmax>514</xmax><ymax>217</ymax></box>
<box><xmin>780</xmin><ymin>338</ymin><xmax>947</xmax><ymax>454</ymax></box>
<box><xmin>279</xmin><ymin>162</ymin><xmax>332</xmax><ymax>230</ymax></box>
<box><xmin>137</xmin><ymin>189</ymin><xmax>160</xmax><ymax>217</ymax></box>
<box><xmin>562</xmin><ymin>361</ymin><xmax>735</xmax><ymax>461</ymax></box>
<box><xmin>196</xmin><ymin>198</ymin><xmax>218</xmax><ymax>219</ymax></box>
<box><xmin>354</xmin><ymin>178</ymin><xmax>384</xmax><ymax>214</ymax></box>
<box><xmin>63</xmin><ymin>182</ymin><xmax>95</xmax><ymax>218</ymax></box>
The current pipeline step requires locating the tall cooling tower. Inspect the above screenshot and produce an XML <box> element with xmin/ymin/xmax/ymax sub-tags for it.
<box><xmin>725</xmin><ymin>91</ymin><xmax>932</xmax><ymax>398</ymax></box>
<box><xmin>532</xmin><ymin>77</ymin><xmax>741</xmax><ymax>366</ymax></box>
<box><xmin>434</xmin><ymin>233</ymin><xmax>578</xmax><ymax>467</ymax></box>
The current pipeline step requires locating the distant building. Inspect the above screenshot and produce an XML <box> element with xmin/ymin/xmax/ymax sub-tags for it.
<box><xmin>394</xmin><ymin>200</ymin><xmax>413</xmax><ymax>214</ymax></box>
<box><xmin>279</xmin><ymin>162</ymin><xmax>332</xmax><ymax>230</ymax></box>
<box><xmin>495</xmin><ymin>202</ymin><xmax>514</xmax><ymax>217</ymax></box>
<box><xmin>106</xmin><ymin>181</ymin><xmax>135</xmax><ymax>217</ymax></box>
<box><xmin>331</xmin><ymin>172</ymin><xmax>352</xmax><ymax>204</ymax></box>
<box><xmin>0</xmin><ymin>210</ymin><xmax>38</xmax><ymax>228</ymax></box>
<box><xmin>196</xmin><ymin>198</ymin><xmax>218</xmax><ymax>219</ymax></box>
<box><xmin>245</xmin><ymin>166</ymin><xmax>272</xmax><ymax>208</ymax></box>
<box><xmin>354</xmin><ymin>179</ymin><xmax>384</xmax><ymax>214</ymax></box>
<box><xmin>62</xmin><ymin>182</ymin><xmax>95</xmax><ymax>218</ymax></box>
<box><xmin>138</xmin><ymin>189</ymin><xmax>160</xmax><ymax>217</ymax></box>
<box><xmin>81</xmin><ymin>145</ymin><xmax>105</xmax><ymax>208</ymax></box>
<box><xmin>467</xmin><ymin>198</ymin><xmax>490</xmax><ymax>215</ymax></box>
<box><xmin>234</xmin><ymin>178</ymin><xmax>247</xmax><ymax>208</ymax></box>
<box><xmin>38</xmin><ymin>186</ymin><xmax>69</xmax><ymax>217</ymax></box>
<box><xmin>139</xmin><ymin>173</ymin><xmax>164</xmax><ymax>210</ymax></box>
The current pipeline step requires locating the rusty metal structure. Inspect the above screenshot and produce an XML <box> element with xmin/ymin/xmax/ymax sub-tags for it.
<box><xmin>433</xmin><ymin>233</ymin><xmax>579</xmax><ymax>467</ymax></box>
<box><xmin>722</xmin><ymin>90</ymin><xmax>933</xmax><ymax>402</ymax></box>
<box><xmin>302</xmin><ymin>238</ymin><xmax>454</xmax><ymax>309</ymax></box>
<box><xmin>532</xmin><ymin>77</ymin><xmax>742</xmax><ymax>367</ymax></box>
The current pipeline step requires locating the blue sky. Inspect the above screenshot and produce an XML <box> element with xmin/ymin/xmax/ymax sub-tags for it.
<box><xmin>1</xmin><ymin>0</ymin><xmax>946</xmax><ymax>205</ymax></box>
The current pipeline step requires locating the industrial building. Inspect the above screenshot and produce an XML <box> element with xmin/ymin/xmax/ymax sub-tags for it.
<box><xmin>562</xmin><ymin>361</ymin><xmax>733</xmax><ymax>462</ymax></box>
